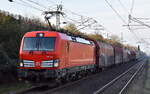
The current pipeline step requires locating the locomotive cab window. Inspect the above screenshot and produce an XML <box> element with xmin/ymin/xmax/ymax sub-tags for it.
<box><xmin>23</xmin><ymin>37</ymin><xmax>56</xmax><ymax>51</ymax></box>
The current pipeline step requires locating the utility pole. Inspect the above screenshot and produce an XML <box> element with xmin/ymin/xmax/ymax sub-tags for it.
<box><xmin>121</xmin><ymin>32</ymin><xmax>123</xmax><ymax>42</ymax></box>
<box><xmin>44</xmin><ymin>4</ymin><xmax>64</xmax><ymax>30</ymax></box>
<box><xmin>107</xmin><ymin>33</ymin><xmax>109</xmax><ymax>39</ymax></box>
<box><xmin>138</xmin><ymin>45</ymin><xmax>140</xmax><ymax>51</ymax></box>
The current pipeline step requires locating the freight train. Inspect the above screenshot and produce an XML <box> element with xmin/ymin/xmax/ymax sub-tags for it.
<box><xmin>18</xmin><ymin>31</ymin><xmax>140</xmax><ymax>81</ymax></box>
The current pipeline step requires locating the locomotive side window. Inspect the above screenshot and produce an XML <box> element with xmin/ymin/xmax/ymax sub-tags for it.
<box><xmin>23</xmin><ymin>37</ymin><xmax>56</xmax><ymax>51</ymax></box>
<box><xmin>71</xmin><ymin>36</ymin><xmax>76</xmax><ymax>42</ymax></box>
<box><xmin>76</xmin><ymin>37</ymin><xmax>91</xmax><ymax>45</ymax></box>
<box><xmin>68</xmin><ymin>36</ymin><xmax>72</xmax><ymax>41</ymax></box>
<box><xmin>68</xmin><ymin>36</ymin><xmax>91</xmax><ymax>45</ymax></box>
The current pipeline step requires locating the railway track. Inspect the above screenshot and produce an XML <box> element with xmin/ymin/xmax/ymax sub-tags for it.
<box><xmin>39</xmin><ymin>57</ymin><xmax>145</xmax><ymax>94</ymax></box>
<box><xmin>12</xmin><ymin>57</ymin><xmax>146</xmax><ymax>94</ymax></box>
<box><xmin>93</xmin><ymin>58</ymin><xmax>146</xmax><ymax>94</ymax></box>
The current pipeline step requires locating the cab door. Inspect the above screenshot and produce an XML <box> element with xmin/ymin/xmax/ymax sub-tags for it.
<box><xmin>63</xmin><ymin>41</ymin><xmax>70</xmax><ymax>67</ymax></box>
<box><xmin>67</xmin><ymin>41</ymin><xmax>70</xmax><ymax>66</ymax></box>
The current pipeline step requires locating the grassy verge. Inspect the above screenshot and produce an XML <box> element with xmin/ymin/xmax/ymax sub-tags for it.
<box><xmin>0</xmin><ymin>82</ymin><xmax>32</xmax><ymax>94</ymax></box>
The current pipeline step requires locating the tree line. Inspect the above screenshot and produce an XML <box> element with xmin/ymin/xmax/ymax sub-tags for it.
<box><xmin>0</xmin><ymin>10</ymin><xmax>49</xmax><ymax>70</ymax></box>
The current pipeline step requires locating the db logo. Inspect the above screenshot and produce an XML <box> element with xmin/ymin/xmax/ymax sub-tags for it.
<box><xmin>35</xmin><ymin>62</ymin><xmax>40</xmax><ymax>67</ymax></box>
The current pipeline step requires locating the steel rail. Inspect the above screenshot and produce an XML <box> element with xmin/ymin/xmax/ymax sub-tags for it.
<box><xmin>93</xmin><ymin>58</ymin><xmax>145</xmax><ymax>94</ymax></box>
<box><xmin>13</xmin><ymin>58</ymin><xmax>145</xmax><ymax>94</ymax></box>
<box><xmin>118</xmin><ymin>59</ymin><xmax>146</xmax><ymax>94</ymax></box>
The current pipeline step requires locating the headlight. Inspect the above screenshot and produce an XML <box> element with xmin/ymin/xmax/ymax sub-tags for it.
<box><xmin>20</xmin><ymin>62</ymin><xmax>24</xmax><ymax>67</ymax></box>
<box><xmin>41</xmin><ymin>59</ymin><xmax>59</xmax><ymax>67</ymax></box>
<box><xmin>53</xmin><ymin>59</ymin><xmax>59</xmax><ymax>67</ymax></box>
<box><xmin>54</xmin><ymin>62</ymin><xmax>59</xmax><ymax>67</ymax></box>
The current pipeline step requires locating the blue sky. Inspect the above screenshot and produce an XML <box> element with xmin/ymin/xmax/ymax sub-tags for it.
<box><xmin>1</xmin><ymin>0</ymin><xmax>150</xmax><ymax>54</ymax></box>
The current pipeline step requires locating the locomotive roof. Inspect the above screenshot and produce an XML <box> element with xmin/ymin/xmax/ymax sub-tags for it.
<box><xmin>24</xmin><ymin>31</ymin><xmax>93</xmax><ymax>40</ymax></box>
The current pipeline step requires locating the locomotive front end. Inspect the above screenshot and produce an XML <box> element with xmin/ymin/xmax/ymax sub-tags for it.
<box><xmin>18</xmin><ymin>31</ymin><xmax>61</xmax><ymax>80</ymax></box>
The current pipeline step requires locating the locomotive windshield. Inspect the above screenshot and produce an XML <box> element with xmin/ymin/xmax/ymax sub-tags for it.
<box><xmin>23</xmin><ymin>37</ymin><xmax>56</xmax><ymax>51</ymax></box>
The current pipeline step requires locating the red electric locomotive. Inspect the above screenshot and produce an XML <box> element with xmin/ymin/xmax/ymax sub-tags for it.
<box><xmin>18</xmin><ymin>31</ymin><xmax>96</xmax><ymax>80</ymax></box>
<box><xmin>18</xmin><ymin>30</ymin><xmax>140</xmax><ymax>81</ymax></box>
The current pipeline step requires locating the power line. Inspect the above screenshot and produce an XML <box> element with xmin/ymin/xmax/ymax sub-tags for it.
<box><xmin>64</xmin><ymin>9</ymin><xmax>84</xmax><ymax>18</ymax></box>
<box><xmin>63</xmin><ymin>14</ymin><xmax>105</xmax><ymax>31</ymax></box>
<box><xmin>104</xmin><ymin>0</ymin><xmax>127</xmax><ymax>24</ymax></box>
<box><xmin>127</xmin><ymin>0</ymin><xmax>150</xmax><ymax>46</ymax></box>
<box><xmin>10</xmin><ymin>0</ymin><xmax>56</xmax><ymax>12</ymax></box>
<box><xmin>18</xmin><ymin>0</ymin><xmax>44</xmax><ymax>12</ymax></box>
<box><xmin>63</xmin><ymin>8</ymin><xmax>106</xmax><ymax>28</ymax></box>
<box><xmin>105</xmin><ymin>0</ymin><xmax>149</xmax><ymax>46</ymax></box>
<box><xmin>128</xmin><ymin>19</ymin><xmax>150</xmax><ymax>47</ymax></box>
<box><xmin>129</xmin><ymin>15</ymin><xmax>150</xmax><ymax>28</ymax></box>
<box><xmin>130</xmin><ymin>0</ymin><xmax>135</xmax><ymax>15</ymax></box>
<box><xmin>26</xmin><ymin>0</ymin><xmax>47</xmax><ymax>9</ymax></box>
<box><xmin>10</xmin><ymin>0</ymin><xmax>113</xmax><ymax>36</ymax></box>
<box><xmin>46</xmin><ymin>0</ymin><xmax>57</xmax><ymax>5</ymax></box>
<box><xmin>117</xmin><ymin>0</ymin><xmax>129</xmax><ymax>14</ymax></box>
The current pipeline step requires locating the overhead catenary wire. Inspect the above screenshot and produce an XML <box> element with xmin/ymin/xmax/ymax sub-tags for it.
<box><xmin>129</xmin><ymin>15</ymin><xmax>150</xmax><ymax>28</ymax></box>
<box><xmin>63</xmin><ymin>0</ymin><xmax>150</xmax><ymax>48</ymax></box>
<box><xmin>26</xmin><ymin>0</ymin><xmax>59</xmax><ymax>13</ymax></box>
<box><xmin>46</xmin><ymin>0</ymin><xmax>57</xmax><ymax>5</ymax></box>
<box><xmin>12</xmin><ymin>0</ymin><xmax>58</xmax><ymax>12</ymax></box>
<box><xmin>128</xmin><ymin>0</ymin><xmax>150</xmax><ymax>46</ymax></box>
<box><xmin>18</xmin><ymin>0</ymin><xmax>44</xmax><ymax>12</ymax></box>
<box><xmin>26</xmin><ymin>0</ymin><xmax>48</xmax><ymax>9</ymax></box>
<box><xmin>63</xmin><ymin>9</ymin><xmax>106</xmax><ymax>28</ymax></box>
<box><xmin>104</xmin><ymin>0</ymin><xmax>127</xmax><ymax>24</ymax></box>
<box><xmin>130</xmin><ymin>0</ymin><xmax>135</xmax><ymax>15</ymax></box>
<box><xmin>63</xmin><ymin>16</ymin><xmax>93</xmax><ymax>29</ymax></box>
<box><xmin>103</xmin><ymin>0</ymin><xmax>148</xmax><ymax>45</ymax></box>
<box><xmin>12</xmin><ymin>0</ymin><xmax>116</xmax><ymax>37</ymax></box>
<box><xmin>117</xmin><ymin>0</ymin><xmax>130</xmax><ymax>14</ymax></box>
<box><xmin>104</xmin><ymin>0</ymin><xmax>133</xmax><ymax>38</ymax></box>
<box><xmin>20</xmin><ymin>0</ymin><xmax>110</xmax><ymax>34</ymax></box>
<box><xmin>64</xmin><ymin>9</ymin><xmax>85</xmax><ymax>18</ymax></box>
<box><xmin>91</xmin><ymin>16</ymin><xmax>113</xmax><ymax>34</ymax></box>
<box><xmin>116</xmin><ymin>0</ymin><xmax>146</xmax><ymax>44</ymax></box>
<box><xmin>63</xmin><ymin>14</ymin><xmax>106</xmax><ymax>32</ymax></box>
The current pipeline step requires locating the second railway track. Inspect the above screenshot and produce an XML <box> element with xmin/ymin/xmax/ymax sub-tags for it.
<box><xmin>42</xmin><ymin>57</ymin><xmax>146</xmax><ymax>94</ymax></box>
<box><xmin>94</xmin><ymin>57</ymin><xmax>147</xmax><ymax>94</ymax></box>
